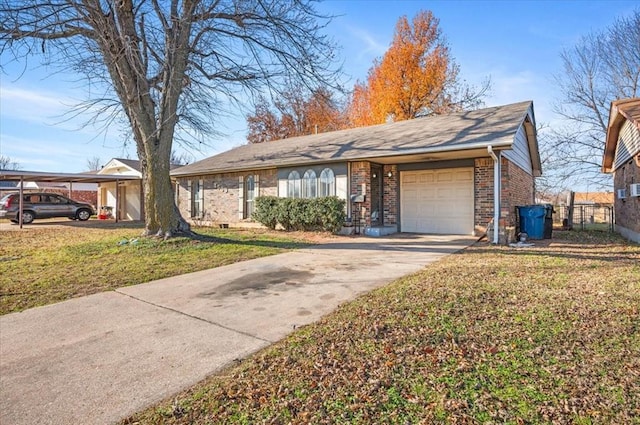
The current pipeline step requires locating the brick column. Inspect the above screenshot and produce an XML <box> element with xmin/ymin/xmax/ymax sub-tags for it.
<box><xmin>382</xmin><ymin>165</ymin><xmax>398</xmax><ymax>225</ymax></box>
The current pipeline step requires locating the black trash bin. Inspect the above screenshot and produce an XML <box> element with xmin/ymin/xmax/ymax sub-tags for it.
<box><xmin>543</xmin><ymin>204</ymin><xmax>554</xmax><ymax>239</ymax></box>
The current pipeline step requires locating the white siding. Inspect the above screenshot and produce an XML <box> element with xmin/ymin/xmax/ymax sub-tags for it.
<box><xmin>613</xmin><ymin>120</ymin><xmax>640</xmax><ymax>170</ymax></box>
<box><xmin>336</xmin><ymin>175</ymin><xmax>348</xmax><ymax>201</ymax></box>
<box><xmin>502</xmin><ymin>123</ymin><xmax>533</xmax><ymax>174</ymax></box>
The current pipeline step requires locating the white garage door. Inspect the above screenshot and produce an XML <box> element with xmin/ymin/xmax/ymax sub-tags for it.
<box><xmin>400</xmin><ymin>168</ymin><xmax>474</xmax><ymax>234</ymax></box>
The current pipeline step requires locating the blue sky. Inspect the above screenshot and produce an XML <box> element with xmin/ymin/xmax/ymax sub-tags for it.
<box><xmin>0</xmin><ymin>0</ymin><xmax>637</xmax><ymax>173</ymax></box>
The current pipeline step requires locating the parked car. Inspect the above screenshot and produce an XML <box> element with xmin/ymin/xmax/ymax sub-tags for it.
<box><xmin>0</xmin><ymin>192</ymin><xmax>96</xmax><ymax>224</ymax></box>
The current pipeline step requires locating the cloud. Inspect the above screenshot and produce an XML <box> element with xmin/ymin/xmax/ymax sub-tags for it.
<box><xmin>347</xmin><ymin>25</ymin><xmax>388</xmax><ymax>59</ymax></box>
<box><xmin>0</xmin><ymin>86</ymin><xmax>80</xmax><ymax>122</ymax></box>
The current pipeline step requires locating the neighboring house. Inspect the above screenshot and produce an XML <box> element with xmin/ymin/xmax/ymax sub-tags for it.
<box><xmin>602</xmin><ymin>97</ymin><xmax>640</xmax><ymax>243</ymax></box>
<box><xmin>573</xmin><ymin>191</ymin><xmax>614</xmax><ymax>227</ymax></box>
<box><xmin>97</xmin><ymin>158</ymin><xmax>183</xmax><ymax>221</ymax></box>
<box><xmin>573</xmin><ymin>192</ymin><xmax>614</xmax><ymax>206</ymax></box>
<box><xmin>0</xmin><ymin>180</ymin><xmax>18</xmax><ymax>197</ymax></box>
<box><xmin>97</xmin><ymin>158</ymin><xmax>144</xmax><ymax>221</ymax></box>
<box><xmin>0</xmin><ymin>180</ymin><xmax>97</xmax><ymax>206</ymax></box>
<box><xmin>171</xmin><ymin>101</ymin><xmax>542</xmax><ymax>242</ymax></box>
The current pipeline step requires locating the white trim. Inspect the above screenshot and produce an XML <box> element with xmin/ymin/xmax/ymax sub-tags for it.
<box><xmin>488</xmin><ymin>146</ymin><xmax>501</xmax><ymax>244</ymax></box>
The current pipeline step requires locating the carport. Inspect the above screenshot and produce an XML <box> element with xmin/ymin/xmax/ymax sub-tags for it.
<box><xmin>0</xmin><ymin>170</ymin><xmax>140</xmax><ymax>228</ymax></box>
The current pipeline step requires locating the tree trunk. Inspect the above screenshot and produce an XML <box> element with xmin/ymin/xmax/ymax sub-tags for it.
<box><xmin>140</xmin><ymin>137</ymin><xmax>191</xmax><ymax>238</ymax></box>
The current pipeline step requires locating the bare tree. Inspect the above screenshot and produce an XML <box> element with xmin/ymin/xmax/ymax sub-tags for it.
<box><xmin>170</xmin><ymin>150</ymin><xmax>191</xmax><ymax>166</ymax></box>
<box><xmin>0</xmin><ymin>155</ymin><xmax>20</xmax><ymax>170</ymax></box>
<box><xmin>549</xmin><ymin>9</ymin><xmax>639</xmax><ymax>190</ymax></box>
<box><xmin>0</xmin><ymin>1</ymin><xmax>340</xmax><ymax>237</ymax></box>
<box><xmin>85</xmin><ymin>156</ymin><xmax>102</xmax><ymax>171</ymax></box>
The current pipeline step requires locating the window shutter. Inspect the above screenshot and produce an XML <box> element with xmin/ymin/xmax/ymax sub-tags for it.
<box><xmin>187</xmin><ymin>180</ymin><xmax>193</xmax><ymax>217</ymax></box>
<box><xmin>199</xmin><ymin>179</ymin><xmax>204</xmax><ymax>217</ymax></box>
<box><xmin>238</xmin><ymin>176</ymin><xmax>244</xmax><ymax>219</ymax></box>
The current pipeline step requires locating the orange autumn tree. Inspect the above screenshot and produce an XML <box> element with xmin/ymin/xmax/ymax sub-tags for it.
<box><xmin>348</xmin><ymin>10</ymin><xmax>488</xmax><ymax>126</ymax></box>
<box><xmin>247</xmin><ymin>85</ymin><xmax>345</xmax><ymax>143</ymax></box>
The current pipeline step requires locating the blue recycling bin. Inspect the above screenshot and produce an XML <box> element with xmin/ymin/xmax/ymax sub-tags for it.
<box><xmin>517</xmin><ymin>205</ymin><xmax>546</xmax><ymax>239</ymax></box>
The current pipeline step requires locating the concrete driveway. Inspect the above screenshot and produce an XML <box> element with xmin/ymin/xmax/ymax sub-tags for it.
<box><xmin>0</xmin><ymin>234</ymin><xmax>474</xmax><ymax>425</ymax></box>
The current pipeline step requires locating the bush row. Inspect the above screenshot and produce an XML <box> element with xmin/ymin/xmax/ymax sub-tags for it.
<box><xmin>252</xmin><ymin>196</ymin><xmax>346</xmax><ymax>233</ymax></box>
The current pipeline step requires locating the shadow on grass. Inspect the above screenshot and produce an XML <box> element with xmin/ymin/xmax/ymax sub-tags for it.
<box><xmin>189</xmin><ymin>232</ymin><xmax>315</xmax><ymax>250</ymax></box>
<box><xmin>470</xmin><ymin>230</ymin><xmax>639</xmax><ymax>264</ymax></box>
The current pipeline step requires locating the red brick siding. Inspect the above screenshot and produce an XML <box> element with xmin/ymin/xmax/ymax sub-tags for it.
<box><xmin>349</xmin><ymin>161</ymin><xmax>372</xmax><ymax>225</ymax></box>
<box><xmin>475</xmin><ymin>157</ymin><xmax>534</xmax><ymax>235</ymax></box>
<box><xmin>176</xmin><ymin>169</ymin><xmax>277</xmax><ymax>225</ymax></box>
<box><xmin>34</xmin><ymin>189</ymin><xmax>98</xmax><ymax>208</ymax></box>
<box><xmin>501</xmin><ymin>158</ymin><xmax>535</xmax><ymax>228</ymax></box>
<box><xmin>474</xmin><ymin>158</ymin><xmax>494</xmax><ymax>233</ymax></box>
<box><xmin>383</xmin><ymin>165</ymin><xmax>398</xmax><ymax>225</ymax></box>
<box><xmin>614</xmin><ymin>160</ymin><xmax>640</xmax><ymax>234</ymax></box>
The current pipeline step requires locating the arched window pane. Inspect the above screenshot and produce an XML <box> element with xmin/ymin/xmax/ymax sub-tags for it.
<box><xmin>302</xmin><ymin>169</ymin><xmax>317</xmax><ymax>198</ymax></box>
<box><xmin>287</xmin><ymin>171</ymin><xmax>301</xmax><ymax>198</ymax></box>
<box><xmin>319</xmin><ymin>168</ymin><xmax>335</xmax><ymax>197</ymax></box>
<box><xmin>245</xmin><ymin>175</ymin><xmax>255</xmax><ymax>219</ymax></box>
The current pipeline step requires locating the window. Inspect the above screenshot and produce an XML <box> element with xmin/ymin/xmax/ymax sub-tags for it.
<box><xmin>302</xmin><ymin>169</ymin><xmax>317</xmax><ymax>198</ymax></box>
<box><xmin>190</xmin><ymin>179</ymin><xmax>204</xmax><ymax>217</ymax></box>
<box><xmin>287</xmin><ymin>171</ymin><xmax>301</xmax><ymax>198</ymax></box>
<box><xmin>245</xmin><ymin>175</ymin><xmax>255</xmax><ymax>218</ymax></box>
<box><xmin>319</xmin><ymin>168</ymin><xmax>335</xmax><ymax>196</ymax></box>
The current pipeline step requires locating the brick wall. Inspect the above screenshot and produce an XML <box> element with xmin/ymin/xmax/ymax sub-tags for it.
<box><xmin>41</xmin><ymin>189</ymin><xmax>98</xmax><ymax>208</ymax></box>
<box><xmin>349</xmin><ymin>161</ymin><xmax>372</xmax><ymax>225</ymax></box>
<box><xmin>475</xmin><ymin>157</ymin><xmax>534</xmax><ymax>238</ymax></box>
<box><xmin>383</xmin><ymin>165</ymin><xmax>398</xmax><ymax>225</ymax></box>
<box><xmin>176</xmin><ymin>169</ymin><xmax>277</xmax><ymax>226</ymax></box>
<box><xmin>474</xmin><ymin>158</ymin><xmax>494</xmax><ymax>233</ymax></box>
<box><xmin>501</xmin><ymin>157</ymin><xmax>535</xmax><ymax>228</ymax></box>
<box><xmin>614</xmin><ymin>160</ymin><xmax>640</xmax><ymax>234</ymax></box>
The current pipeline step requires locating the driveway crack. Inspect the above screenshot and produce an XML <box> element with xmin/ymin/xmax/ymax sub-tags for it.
<box><xmin>114</xmin><ymin>290</ymin><xmax>273</xmax><ymax>343</ymax></box>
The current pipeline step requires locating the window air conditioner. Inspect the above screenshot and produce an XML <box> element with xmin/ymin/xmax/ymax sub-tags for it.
<box><xmin>630</xmin><ymin>183</ymin><xmax>640</xmax><ymax>197</ymax></box>
<box><xmin>617</xmin><ymin>188</ymin><xmax>627</xmax><ymax>199</ymax></box>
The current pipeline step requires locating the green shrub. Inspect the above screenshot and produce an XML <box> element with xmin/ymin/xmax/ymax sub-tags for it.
<box><xmin>253</xmin><ymin>196</ymin><xmax>279</xmax><ymax>229</ymax></box>
<box><xmin>275</xmin><ymin>198</ymin><xmax>300</xmax><ymax>231</ymax></box>
<box><xmin>254</xmin><ymin>196</ymin><xmax>346</xmax><ymax>232</ymax></box>
<box><xmin>314</xmin><ymin>196</ymin><xmax>346</xmax><ymax>232</ymax></box>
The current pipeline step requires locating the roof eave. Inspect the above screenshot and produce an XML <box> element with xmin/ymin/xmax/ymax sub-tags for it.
<box><xmin>170</xmin><ymin>139</ymin><xmax>516</xmax><ymax>177</ymax></box>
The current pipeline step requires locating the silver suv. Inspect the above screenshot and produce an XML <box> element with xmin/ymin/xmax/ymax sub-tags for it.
<box><xmin>0</xmin><ymin>192</ymin><xmax>95</xmax><ymax>224</ymax></box>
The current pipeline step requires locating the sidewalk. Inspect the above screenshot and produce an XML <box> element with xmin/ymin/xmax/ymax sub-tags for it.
<box><xmin>0</xmin><ymin>234</ymin><xmax>474</xmax><ymax>425</ymax></box>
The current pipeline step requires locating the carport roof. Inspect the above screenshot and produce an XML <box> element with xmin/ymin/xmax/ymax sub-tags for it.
<box><xmin>0</xmin><ymin>170</ymin><xmax>140</xmax><ymax>184</ymax></box>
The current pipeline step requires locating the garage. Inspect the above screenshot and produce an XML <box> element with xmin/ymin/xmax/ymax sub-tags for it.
<box><xmin>400</xmin><ymin>168</ymin><xmax>474</xmax><ymax>234</ymax></box>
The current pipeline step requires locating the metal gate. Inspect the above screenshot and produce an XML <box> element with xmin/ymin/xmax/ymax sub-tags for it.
<box><xmin>554</xmin><ymin>204</ymin><xmax>614</xmax><ymax>231</ymax></box>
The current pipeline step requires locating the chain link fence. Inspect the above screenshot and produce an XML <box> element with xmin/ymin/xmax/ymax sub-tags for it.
<box><xmin>553</xmin><ymin>204</ymin><xmax>614</xmax><ymax>232</ymax></box>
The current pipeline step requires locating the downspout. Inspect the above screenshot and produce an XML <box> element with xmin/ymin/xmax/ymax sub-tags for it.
<box><xmin>487</xmin><ymin>145</ymin><xmax>501</xmax><ymax>244</ymax></box>
<box><xmin>347</xmin><ymin>162</ymin><xmax>352</xmax><ymax>220</ymax></box>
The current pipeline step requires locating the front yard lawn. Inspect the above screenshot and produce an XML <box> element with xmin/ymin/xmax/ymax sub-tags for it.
<box><xmin>124</xmin><ymin>230</ymin><xmax>639</xmax><ymax>424</ymax></box>
<box><xmin>0</xmin><ymin>222</ymin><xmax>318</xmax><ymax>315</ymax></box>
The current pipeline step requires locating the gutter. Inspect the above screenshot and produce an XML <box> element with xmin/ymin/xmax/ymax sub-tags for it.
<box><xmin>170</xmin><ymin>140</ymin><xmax>515</xmax><ymax>178</ymax></box>
<box><xmin>487</xmin><ymin>145</ymin><xmax>501</xmax><ymax>244</ymax></box>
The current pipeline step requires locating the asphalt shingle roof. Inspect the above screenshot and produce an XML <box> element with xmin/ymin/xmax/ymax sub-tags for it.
<box><xmin>172</xmin><ymin>101</ymin><xmax>534</xmax><ymax>176</ymax></box>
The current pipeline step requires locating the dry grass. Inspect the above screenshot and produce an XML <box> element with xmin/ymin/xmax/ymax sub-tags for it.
<box><xmin>123</xmin><ymin>230</ymin><xmax>640</xmax><ymax>424</ymax></box>
<box><xmin>0</xmin><ymin>220</ymin><xmax>322</xmax><ymax>315</ymax></box>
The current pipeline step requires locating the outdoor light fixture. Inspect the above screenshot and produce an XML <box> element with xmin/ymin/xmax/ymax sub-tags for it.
<box><xmin>387</xmin><ymin>171</ymin><xmax>393</xmax><ymax>178</ymax></box>
<box><xmin>372</xmin><ymin>172</ymin><xmax>377</xmax><ymax>178</ymax></box>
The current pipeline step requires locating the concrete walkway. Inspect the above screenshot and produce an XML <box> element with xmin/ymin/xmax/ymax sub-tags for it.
<box><xmin>0</xmin><ymin>234</ymin><xmax>474</xmax><ymax>425</ymax></box>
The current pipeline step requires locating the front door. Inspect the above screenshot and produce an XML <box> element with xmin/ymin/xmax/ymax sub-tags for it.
<box><xmin>117</xmin><ymin>186</ymin><xmax>126</xmax><ymax>220</ymax></box>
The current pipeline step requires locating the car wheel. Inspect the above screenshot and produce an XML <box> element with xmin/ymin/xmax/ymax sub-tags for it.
<box><xmin>21</xmin><ymin>211</ymin><xmax>35</xmax><ymax>224</ymax></box>
<box><xmin>76</xmin><ymin>209</ymin><xmax>92</xmax><ymax>221</ymax></box>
